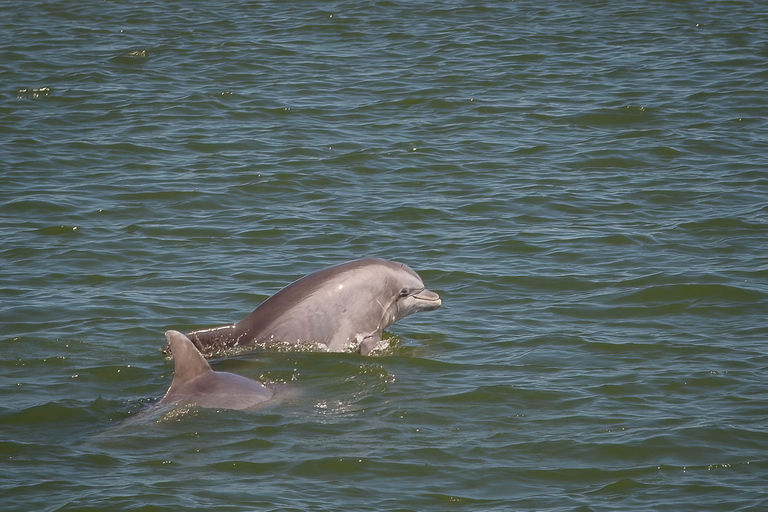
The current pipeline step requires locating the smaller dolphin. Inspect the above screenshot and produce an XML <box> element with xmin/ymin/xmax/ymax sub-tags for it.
<box><xmin>160</xmin><ymin>330</ymin><xmax>273</xmax><ymax>410</ymax></box>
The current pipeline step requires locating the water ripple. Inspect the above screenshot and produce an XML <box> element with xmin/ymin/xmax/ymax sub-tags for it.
<box><xmin>2</xmin><ymin>0</ymin><xmax>768</xmax><ymax>510</ymax></box>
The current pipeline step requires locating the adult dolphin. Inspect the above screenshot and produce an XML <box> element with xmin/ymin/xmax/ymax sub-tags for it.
<box><xmin>184</xmin><ymin>258</ymin><xmax>442</xmax><ymax>357</ymax></box>
<box><xmin>160</xmin><ymin>330</ymin><xmax>273</xmax><ymax>410</ymax></box>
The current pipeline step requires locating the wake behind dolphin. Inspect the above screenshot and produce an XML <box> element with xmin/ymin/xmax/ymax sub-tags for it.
<box><xmin>184</xmin><ymin>258</ymin><xmax>441</xmax><ymax>357</ymax></box>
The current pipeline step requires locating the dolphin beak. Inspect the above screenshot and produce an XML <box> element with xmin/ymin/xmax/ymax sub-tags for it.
<box><xmin>412</xmin><ymin>289</ymin><xmax>442</xmax><ymax>310</ymax></box>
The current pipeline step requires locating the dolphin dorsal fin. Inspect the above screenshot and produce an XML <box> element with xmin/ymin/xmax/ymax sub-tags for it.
<box><xmin>165</xmin><ymin>330</ymin><xmax>212</xmax><ymax>383</ymax></box>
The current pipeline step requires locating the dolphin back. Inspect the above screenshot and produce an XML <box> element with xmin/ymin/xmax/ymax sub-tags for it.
<box><xmin>161</xmin><ymin>330</ymin><xmax>273</xmax><ymax>410</ymax></box>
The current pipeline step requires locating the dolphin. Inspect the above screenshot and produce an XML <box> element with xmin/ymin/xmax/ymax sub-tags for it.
<box><xmin>184</xmin><ymin>258</ymin><xmax>442</xmax><ymax>357</ymax></box>
<box><xmin>160</xmin><ymin>330</ymin><xmax>273</xmax><ymax>410</ymax></box>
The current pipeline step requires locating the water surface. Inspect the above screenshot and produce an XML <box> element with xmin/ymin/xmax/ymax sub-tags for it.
<box><xmin>2</xmin><ymin>1</ymin><xmax>768</xmax><ymax>510</ymax></box>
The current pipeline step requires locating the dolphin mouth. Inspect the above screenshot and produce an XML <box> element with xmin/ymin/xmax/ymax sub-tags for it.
<box><xmin>412</xmin><ymin>289</ymin><xmax>442</xmax><ymax>309</ymax></box>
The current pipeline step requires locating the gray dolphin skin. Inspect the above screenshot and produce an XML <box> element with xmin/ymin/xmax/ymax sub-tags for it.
<box><xmin>185</xmin><ymin>258</ymin><xmax>442</xmax><ymax>357</ymax></box>
<box><xmin>160</xmin><ymin>330</ymin><xmax>273</xmax><ymax>410</ymax></box>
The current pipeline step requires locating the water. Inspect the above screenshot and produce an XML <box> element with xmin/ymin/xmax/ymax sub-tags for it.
<box><xmin>2</xmin><ymin>0</ymin><xmax>767</xmax><ymax>510</ymax></box>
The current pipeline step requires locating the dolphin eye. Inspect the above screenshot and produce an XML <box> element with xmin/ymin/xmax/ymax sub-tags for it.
<box><xmin>399</xmin><ymin>288</ymin><xmax>409</xmax><ymax>297</ymax></box>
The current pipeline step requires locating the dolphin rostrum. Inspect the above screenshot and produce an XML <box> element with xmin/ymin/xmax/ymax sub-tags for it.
<box><xmin>160</xmin><ymin>330</ymin><xmax>273</xmax><ymax>410</ymax></box>
<box><xmin>184</xmin><ymin>258</ymin><xmax>442</xmax><ymax>357</ymax></box>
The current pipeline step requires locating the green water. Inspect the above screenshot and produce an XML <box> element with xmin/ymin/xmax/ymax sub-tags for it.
<box><xmin>2</xmin><ymin>0</ymin><xmax>767</xmax><ymax>510</ymax></box>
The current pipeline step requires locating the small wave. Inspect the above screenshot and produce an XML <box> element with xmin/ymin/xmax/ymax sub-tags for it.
<box><xmin>612</xmin><ymin>283</ymin><xmax>766</xmax><ymax>305</ymax></box>
<box><xmin>677</xmin><ymin>217</ymin><xmax>766</xmax><ymax>235</ymax></box>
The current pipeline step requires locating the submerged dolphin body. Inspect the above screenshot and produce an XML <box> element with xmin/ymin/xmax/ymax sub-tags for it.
<box><xmin>160</xmin><ymin>330</ymin><xmax>273</xmax><ymax>410</ymax></box>
<box><xmin>185</xmin><ymin>258</ymin><xmax>442</xmax><ymax>357</ymax></box>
